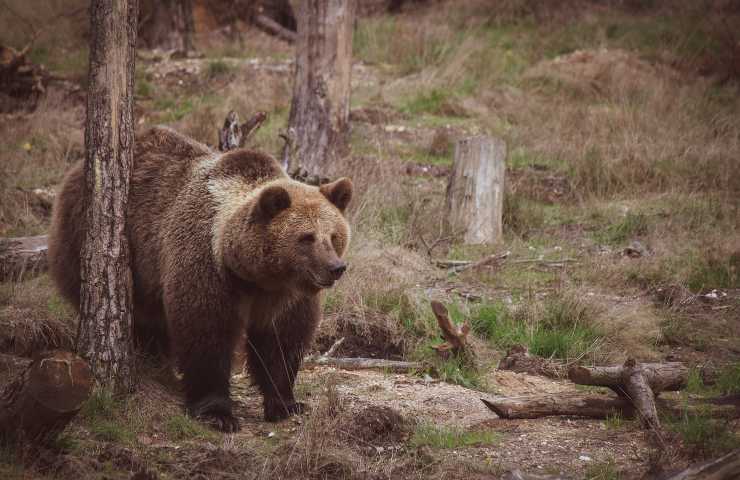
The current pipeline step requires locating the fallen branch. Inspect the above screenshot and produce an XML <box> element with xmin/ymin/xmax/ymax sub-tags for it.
<box><xmin>664</xmin><ymin>449</ymin><xmax>740</xmax><ymax>480</ymax></box>
<box><xmin>0</xmin><ymin>235</ymin><xmax>48</xmax><ymax>282</ymax></box>
<box><xmin>568</xmin><ymin>359</ymin><xmax>688</xmax><ymax>430</ymax></box>
<box><xmin>304</xmin><ymin>356</ymin><xmax>422</xmax><ymax>372</ymax></box>
<box><xmin>481</xmin><ymin>393</ymin><xmax>633</xmax><ymax>420</ymax></box>
<box><xmin>0</xmin><ymin>351</ymin><xmax>93</xmax><ymax>446</ymax></box>
<box><xmin>254</xmin><ymin>14</ymin><xmax>297</xmax><ymax>43</ymax></box>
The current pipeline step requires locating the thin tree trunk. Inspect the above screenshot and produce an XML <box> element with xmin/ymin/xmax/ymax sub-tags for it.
<box><xmin>285</xmin><ymin>0</ymin><xmax>355</xmax><ymax>177</ymax></box>
<box><xmin>78</xmin><ymin>0</ymin><xmax>138</xmax><ymax>393</ymax></box>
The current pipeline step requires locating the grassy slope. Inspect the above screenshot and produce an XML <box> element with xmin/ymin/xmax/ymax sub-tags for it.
<box><xmin>1</xmin><ymin>1</ymin><xmax>740</xmax><ymax>478</ymax></box>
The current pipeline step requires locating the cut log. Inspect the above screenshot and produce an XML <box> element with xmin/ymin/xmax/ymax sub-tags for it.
<box><xmin>446</xmin><ymin>136</ymin><xmax>506</xmax><ymax>244</ymax></box>
<box><xmin>498</xmin><ymin>345</ymin><xmax>564</xmax><ymax>379</ymax></box>
<box><xmin>0</xmin><ymin>235</ymin><xmax>49</xmax><ymax>282</ymax></box>
<box><xmin>481</xmin><ymin>393</ymin><xmax>633</xmax><ymax>420</ymax></box>
<box><xmin>0</xmin><ymin>351</ymin><xmax>93</xmax><ymax>445</ymax></box>
<box><xmin>568</xmin><ymin>359</ymin><xmax>688</xmax><ymax>430</ymax></box>
<box><xmin>664</xmin><ymin>449</ymin><xmax>740</xmax><ymax>480</ymax></box>
<box><xmin>284</xmin><ymin>0</ymin><xmax>355</xmax><ymax>177</ymax></box>
<box><xmin>303</xmin><ymin>356</ymin><xmax>422</xmax><ymax>372</ymax></box>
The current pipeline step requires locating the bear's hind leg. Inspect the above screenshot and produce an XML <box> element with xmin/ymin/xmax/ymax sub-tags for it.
<box><xmin>246</xmin><ymin>296</ymin><xmax>320</xmax><ymax>422</ymax></box>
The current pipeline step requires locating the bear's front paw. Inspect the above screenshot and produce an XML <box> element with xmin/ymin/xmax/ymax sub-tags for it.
<box><xmin>188</xmin><ymin>395</ymin><xmax>240</xmax><ymax>432</ymax></box>
<box><xmin>264</xmin><ymin>400</ymin><xmax>309</xmax><ymax>422</ymax></box>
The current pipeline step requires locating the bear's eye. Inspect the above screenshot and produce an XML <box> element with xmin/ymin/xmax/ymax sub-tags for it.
<box><xmin>299</xmin><ymin>233</ymin><xmax>316</xmax><ymax>244</ymax></box>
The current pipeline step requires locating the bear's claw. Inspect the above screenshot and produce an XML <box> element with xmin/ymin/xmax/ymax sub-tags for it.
<box><xmin>188</xmin><ymin>395</ymin><xmax>240</xmax><ymax>432</ymax></box>
<box><xmin>265</xmin><ymin>400</ymin><xmax>309</xmax><ymax>422</ymax></box>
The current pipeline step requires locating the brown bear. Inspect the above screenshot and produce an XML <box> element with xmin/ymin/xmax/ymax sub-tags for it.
<box><xmin>48</xmin><ymin>126</ymin><xmax>352</xmax><ymax>432</ymax></box>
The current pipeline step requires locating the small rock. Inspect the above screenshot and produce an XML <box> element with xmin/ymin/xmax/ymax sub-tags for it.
<box><xmin>267</xmin><ymin>431</ymin><xmax>275</xmax><ymax>438</ymax></box>
<box><xmin>579</xmin><ymin>455</ymin><xmax>592</xmax><ymax>462</ymax></box>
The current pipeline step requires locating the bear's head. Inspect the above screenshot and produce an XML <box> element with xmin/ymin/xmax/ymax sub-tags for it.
<box><xmin>221</xmin><ymin>177</ymin><xmax>353</xmax><ymax>293</ymax></box>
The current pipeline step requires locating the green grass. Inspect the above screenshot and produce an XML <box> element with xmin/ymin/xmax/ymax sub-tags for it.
<box><xmin>686</xmin><ymin>251</ymin><xmax>740</xmax><ymax>291</ymax></box>
<box><xmin>668</xmin><ymin>406</ymin><xmax>740</xmax><ymax>458</ymax></box>
<box><xmin>604</xmin><ymin>413</ymin><xmax>625</xmax><ymax>430</ymax></box>
<box><xmin>206</xmin><ymin>59</ymin><xmax>233</xmax><ymax>78</ymax></box>
<box><xmin>410</xmin><ymin>424</ymin><xmax>500</xmax><ymax>449</ymax></box>
<box><xmin>80</xmin><ymin>390</ymin><xmax>136</xmax><ymax>444</ymax></box>
<box><xmin>164</xmin><ymin>414</ymin><xmax>218</xmax><ymax>442</ymax></box>
<box><xmin>593</xmin><ymin>212</ymin><xmax>649</xmax><ymax>245</ymax></box>
<box><xmin>686</xmin><ymin>363</ymin><xmax>740</xmax><ymax>397</ymax></box>
<box><xmin>585</xmin><ymin>458</ymin><xmax>620</xmax><ymax>480</ymax></box>
<box><xmin>400</xmin><ymin>89</ymin><xmax>459</xmax><ymax>117</ymax></box>
<box><xmin>473</xmin><ymin>296</ymin><xmax>604</xmax><ymax>362</ymax></box>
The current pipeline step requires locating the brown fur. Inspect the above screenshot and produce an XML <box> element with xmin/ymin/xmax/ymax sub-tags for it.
<box><xmin>48</xmin><ymin>126</ymin><xmax>352</xmax><ymax>431</ymax></box>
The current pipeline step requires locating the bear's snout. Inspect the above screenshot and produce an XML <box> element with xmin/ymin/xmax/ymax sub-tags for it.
<box><xmin>329</xmin><ymin>260</ymin><xmax>347</xmax><ymax>280</ymax></box>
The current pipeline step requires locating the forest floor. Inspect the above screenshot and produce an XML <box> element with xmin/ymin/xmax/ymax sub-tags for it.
<box><xmin>1</xmin><ymin>1</ymin><xmax>740</xmax><ymax>479</ymax></box>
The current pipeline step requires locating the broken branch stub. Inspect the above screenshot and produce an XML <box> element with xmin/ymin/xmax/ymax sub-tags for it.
<box><xmin>217</xmin><ymin>110</ymin><xmax>267</xmax><ymax>152</ymax></box>
<box><xmin>430</xmin><ymin>300</ymin><xmax>471</xmax><ymax>360</ymax></box>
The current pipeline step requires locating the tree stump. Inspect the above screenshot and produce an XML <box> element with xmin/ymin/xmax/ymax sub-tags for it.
<box><xmin>446</xmin><ymin>136</ymin><xmax>506</xmax><ymax>244</ymax></box>
<box><xmin>568</xmin><ymin>359</ymin><xmax>688</xmax><ymax>430</ymax></box>
<box><xmin>0</xmin><ymin>235</ymin><xmax>48</xmax><ymax>282</ymax></box>
<box><xmin>430</xmin><ymin>300</ymin><xmax>471</xmax><ymax>360</ymax></box>
<box><xmin>0</xmin><ymin>351</ymin><xmax>93</xmax><ymax>446</ymax></box>
<box><xmin>284</xmin><ymin>0</ymin><xmax>355</xmax><ymax>177</ymax></box>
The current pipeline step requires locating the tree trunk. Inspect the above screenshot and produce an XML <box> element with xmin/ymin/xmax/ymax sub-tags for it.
<box><xmin>0</xmin><ymin>351</ymin><xmax>93</xmax><ymax>445</ymax></box>
<box><xmin>481</xmin><ymin>393</ymin><xmax>634</xmax><ymax>420</ymax></box>
<box><xmin>284</xmin><ymin>0</ymin><xmax>355</xmax><ymax>177</ymax></box>
<box><xmin>79</xmin><ymin>0</ymin><xmax>138</xmax><ymax>393</ymax></box>
<box><xmin>446</xmin><ymin>136</ymin><xmax>506</xmax><ymax>244</ymax></box>
<box><xmin>0</xmin><ymin>235</ymin><xmax>48</xmax><ymax>282</ymax></box>
<box><xmin>139</xmin><ymin>0</ymin><xmax>194</xmax><ymax>53</ymax></box>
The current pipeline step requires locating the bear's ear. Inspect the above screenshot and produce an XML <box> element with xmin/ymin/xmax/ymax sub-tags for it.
<box><xmin>255</xmin><ymin>185</ymin><xmax>291</xmax><ymax>220</ymax></box>
<box><xmin>320</xmin><ymin>177</ymin><xmax>353</xmax><ymax>213</ymax></box>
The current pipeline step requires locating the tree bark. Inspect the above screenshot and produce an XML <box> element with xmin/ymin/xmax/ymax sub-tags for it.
<box><xmin>79</xmin><ymin>0</ymin><xmax>138</xmax><ymax>392</ymax></box>
<box><xmin>446</xmin><ymin>136</ymin><xmax>506</xmax><ymax>244</ymax></box>
<box><xmin>285</xmin><ymin>0</ymin><xmax>355</xmax><ymax>177</ymax></box>
<box><xmin>0</xmin><ymin>351</ymin><xmax>93</xmax><ymax>445</ymax></box>
<box><xmin>0</xmin><ymin>235</ymin><xmax>48</xmax><ymax>282</ymax></box>
<box><xmin>481</xmin><ymin>393</ymin><xmax>634</xmax><ymax>420</ymax></box>
<box><xmin>139</xmin><ymin>0</ymin><xmax>194</xmax><ymax>53</ymax></box>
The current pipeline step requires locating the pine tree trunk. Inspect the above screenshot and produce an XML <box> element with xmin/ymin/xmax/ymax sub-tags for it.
<box><xmin>285</xmin><ymin>0</ymin><xmax>355</xmax><ymax>177</ymax></box>
<box><xmin>78</xmin><ymin>0</ymin><xmax>138</xmax><ymax>393</ymax></box>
